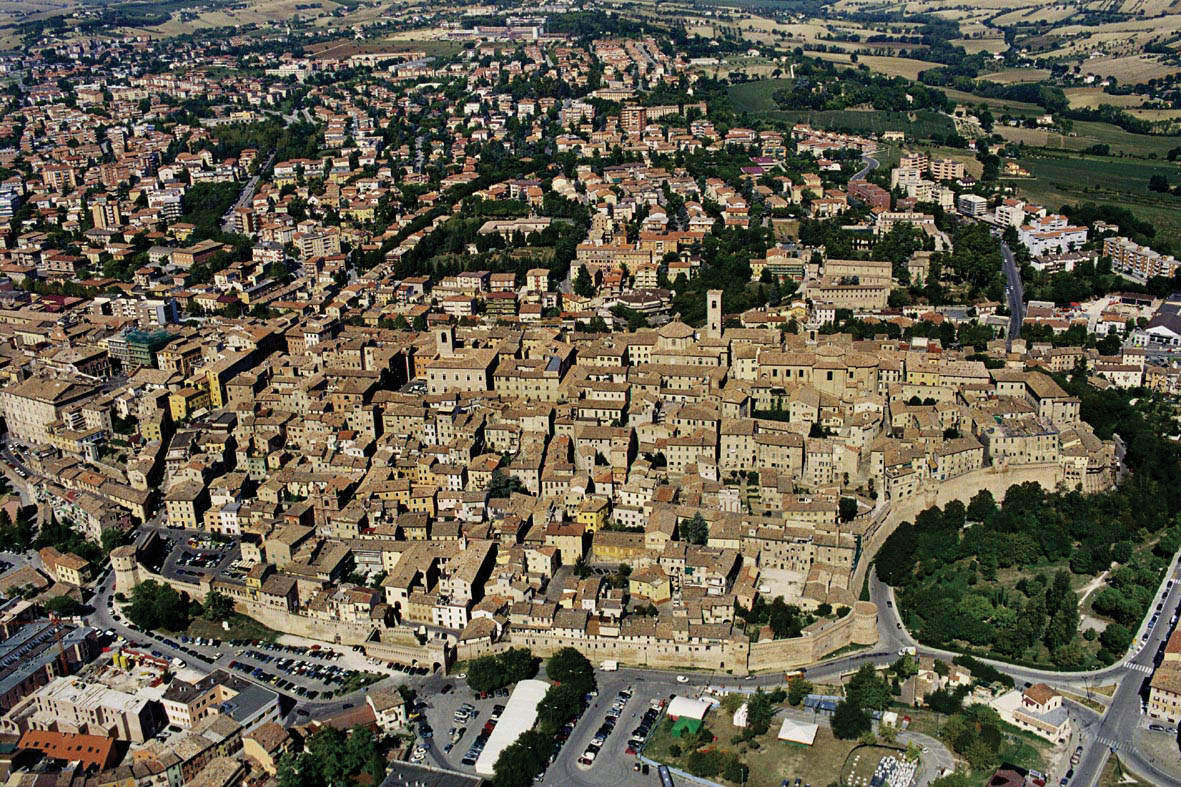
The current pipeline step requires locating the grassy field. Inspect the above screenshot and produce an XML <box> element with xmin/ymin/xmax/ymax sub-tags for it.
<box><xmin>812</xmin><ymin>52</ymin><xmax>943</xmax><ymax>80</ymax></box>
<box><xmin>1099</xmin><ymin>755</ymin><xmax>1145</xmax><ymax>785</ymax></box>
<box><xmin>985</xmin><ymin>67</ymin><xmax>1051</xmax><ymax>84</ymax></box>
<box><xmin>1065</xmin><ymin>87</ymin><xmax>1146</xmax><ymax>109</ymax></box>
<box><xmin>940</xmin><ymin>87</ymin><xmax>1042</xmax><ymax>114</ymax></box>
<box><xmin>1008</xmin><ymin>153</ymin><xmax>1181</xmax><ymax>247</ymax></box>
<box><xmin>644</xmin><ymin>708</ymin><xmax>856</xmax><ymax>786</ymax></box>
<box><xmin>841</xmin><ymin>744</ymin><xmax>908</xmax><ymax>787</ymax></box>
<box><xmin>996</xmin><ymin>120</ymin><xmax>1181</xmax><ymax>157</ymax></box>
<box><xmin>187</xmin><ymin>613</ymin><xmax>280</xmax><ymax>643</ymax></box>
<box><xmin>758</xmin><ymin>109</ymin><xmax>956</xmax><ymax>139</ymax></box>
<box><xmin>902</xmin><ymin>707</ymin><xmax>1051</xmax><ymax>779</ymax></box>
<box><xmin>954</xmin><ymin>37</ymin><xmax>1008</xmax><ymax>54</ymax></box>
<box><xmin>728</xmin><ymin>78</ymin><xmax>792</xmax><ymax>113</ymax></box>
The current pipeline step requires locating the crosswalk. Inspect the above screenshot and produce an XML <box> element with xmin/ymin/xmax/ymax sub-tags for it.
<box><xmin>1094</xmin><ymin>735</ymin><xmax>1122</xmax><ymax>752</ymax></box>
<box><xmin>1124</xmin><ymin>661</ymin><xmax>1155</xmax><ymax>674</ymax></box>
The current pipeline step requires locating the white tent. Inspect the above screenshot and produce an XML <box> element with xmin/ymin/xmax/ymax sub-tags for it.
<box><xmin>777</xmin><ymin>717</ymin><xmax>818</xmax><ymax>746</ymax></box>
<box><xmin>474</xmin><ymin>679</ymin><xmax>549</xmax><ymax>776</ymax></box>
<box><xmin>733</xmin><ymin>702</ymin><xmax>748</xmax><ymax>728</ymax></box>
<box><xmin>667</xmin><ymin>695</ymin><xmax>713</xmax><ymax>721</ymax></box>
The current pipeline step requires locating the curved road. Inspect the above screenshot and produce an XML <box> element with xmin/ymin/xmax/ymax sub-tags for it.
<box><xmin>870</xmin><ymin>561</ymin><xmax>1181</xmax><ymax>787</ymax></box>
<box><xmin>852</xmin><ymin>152</ymin><xmax>880</xmax><ymax>182</ymax></box>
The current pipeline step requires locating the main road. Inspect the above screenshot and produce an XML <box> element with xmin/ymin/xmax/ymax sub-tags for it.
<box><xmin>220</xmin><ymin>149</ymin><xmax>277</xmax><ymax>234</ymax></box>
<box><xmin>1001</xmin><ymin>240</ymin><xmax>1025</xmax><ymax>348</ymax></box>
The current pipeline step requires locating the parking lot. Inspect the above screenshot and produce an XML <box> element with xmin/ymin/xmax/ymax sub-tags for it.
<box><xmin>409</xmin><ymin>679</ymin><xmax>513</xmax><ymax>772</ymax></box>
<box><xmin>162</xmin><ymin>537</ymin><xmax>239</xmax><ymax>581</ymax></box>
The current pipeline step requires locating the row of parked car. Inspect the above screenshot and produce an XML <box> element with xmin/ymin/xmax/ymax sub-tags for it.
<box><xmin>242</xmin><ymin>649</ymin><xmax>353</xmax><ymax>685</ymax></box>
<box><xmin>625</xmin><ymin>699</ymin><xmax>663</xmax><ymax>756</ymax></box>
<box><xmin>459</xmin><ymin>702</ymin><xmax>501</xmax><ymax>767</ymax></box>
<box><xmin>226</xmin><ymin>659</ymin><xmax>323</xmax><ymax>699</ymax></box>
<box><xmin>230</xmin><ymin>639</ymin><xmax>342</xmax><ymax>659</ymax></box>
<box><xmin>579</xmin><ymin>687</ymin><xmax>634</xmax><ymax>766</ymax></box>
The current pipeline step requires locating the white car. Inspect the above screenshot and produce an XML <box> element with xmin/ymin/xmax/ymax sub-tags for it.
<box><xmin>676</xmin><ymin>675</ymin><xmax>688</xmax><ymax>683</ymax></box>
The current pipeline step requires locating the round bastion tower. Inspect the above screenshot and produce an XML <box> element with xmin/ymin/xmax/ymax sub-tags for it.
<box><xmin>851</xmin><ymin>601</ymin><xmax>880</xmax><ymax>644</ymax></box>
<box><xmin>110</xmin><ymin>545</ymin><xmax>141</xmax><ymax>595</ymax></box>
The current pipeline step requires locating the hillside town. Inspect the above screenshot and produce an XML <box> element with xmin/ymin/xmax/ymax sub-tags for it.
<box><xmin>0</xmin><ymin>4</ymin><xmax>1175</xmax><ymax>787</ymax></box>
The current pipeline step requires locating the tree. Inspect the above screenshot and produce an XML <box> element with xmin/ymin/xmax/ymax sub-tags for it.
<box><xmin>537</xmin><ymin>682</ymin><xmax>584</xmax><ymax>735</ymax></box>
<box><xmin>680</xmin><ymin>512</ymin><xmax>708</xmax><ymax>545</ymax></box>
<box><xmin>1099</xmin><ymin>622</ymin><xmax>1132</xmax><ymax>654</ymax></box>
<box><xmin>493</xmin><ymin>729</ymin><xmax>552</xmax><ymax>787</ymax></box>
<box><xmin>832</xmin><ymin>699</ymin><xmax>871</xmax><ymax>739</ymax></box>
<box><xmin>745</xmin><ymin>689</ymin><xmax>775</xmax><ymax>735</ymax></box>
<box><xmin>573</xmin><ymin>266</ymin><xmax>595</xmax><ymax>297</ymax></box>
<box><xmin>100</xmin><ymin>528</ymin><xmax>130</xmax><ymax>553</ymax></box>
<box><xmin>467</xmin><ymin>647</ymin><xmax>535</xmax><ymax>694</ymax></box>
<box><xmin>546</xmin><ymin>647</ymin><xmax>595</xmax><ymax>694</ymax></box>
<box><xmin>846</xmin><ymin>664</ymin><xmax>892</xmax><ymax>711</ymax></box>
<box><xmin>768</xmin><ymin>597</ymin><xmax>802</xmax><ymax>639</ymax></box>
<box><xmin>126</xmin><ymin>580</ymin><xmax>191</xmax><ymax>632</ymax></box>
<box><xmin>44</xmin><ymin>595</ymin><xmax>83</xmax><ymax>617</ymax></box>
<box><xmin>925</xmin><ymin>686</ymin><xmax>964</xmax><ymax>715</ymax></box>
<box><xmin>488</xmin><ymin>468</ymin><xmax>526</xmax><ymax>498</ymax></box>
<box><xmin>278</xmin><ymin>724</ymin><xmax>383</xmax><ymax>787</ymax></box>
<box><xmin>839</xmin><ymin>497</ymin><xmax>859</xmax><ymax>522</ymax></box>
<box><xmin>202</xmin><ymin>590</ymin><xmax>233</xmax><ymax>622</ymax></box>
<box><xmin>787</xmin><ymin>675</ymin><xmax>813</xmax><ymax>706</ymax></box>
<box><xmin>966</xmin><ymin>490</ymin><xmax>996</xmax><ymax>523</ymax></box>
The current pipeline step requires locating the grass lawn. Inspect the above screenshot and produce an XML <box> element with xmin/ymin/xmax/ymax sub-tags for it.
<box><xmin>1059</xmin><ymin>689</ymin><xmax>1107</xmax><ymax>714</ymax></box>
<box><xmin>941</xmin><ymin>87</ymin><xmax>1042</xmax><ymax>114</ymax></box>
<box><xmin>841</xmin><ymin>744</ymin><xmax>908</xmax><ymax>786</ymax></box>
<box><xmin>1099</xmin><ymin>755</ymin><xmax>1145</xmax><ymax>786</ymax></box>
<box><xmin>818</xmin><ymin>641</ymin><xmax>874</xmax><ymax>661</ymax></box>
<box><xmin>187</xmin><ymin>613</ymin><xmax>280</xmax><ymax>643</ymax></box>
<box><xmin>1008</xmin><ymin>152</ymin><xmax>1181</xmax><ymax>248</ymax></box>
<box><xmin>759</xmin><ymin>109</ymin><xmax>956</xmax><ymax>140</ymax></box>
<box><xmin>996</xmin><ymin>120</ymin><xmax>1181</xmax><ymax>158</ymax></box>
<box><xmin>644</xmin><ymin>706</ymin><xmax>856</xmax><ymax>786</ymax></box>
<box><xmin>341</xmin><ymin>671</ymin><xmax>386</xmax><ymax>693</ymax></box>
<box><xmin>728</xmin><ymin>78</ymin><xmax>792</xmax><ymax>114</ymax></box>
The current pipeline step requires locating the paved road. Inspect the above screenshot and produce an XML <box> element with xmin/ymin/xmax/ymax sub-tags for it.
<box><xmin>220</xmin><ymin>149</ymin><xmax>276</xmax><ymax>233</ymax></box>
<box><xmin>1001</xmin><ymin>240</ymin><xmax>1025</xmax><ymax>348</ymax></box>
<box><xmin>851</xmin><ymin>152</ymin><xmax>879</xmax><ymax>182</ymax></box>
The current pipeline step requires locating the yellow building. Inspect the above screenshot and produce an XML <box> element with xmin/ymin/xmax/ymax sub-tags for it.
<box><xmin>576</xmin><ymin>496</ymin><xmax>609</xmax><ymax>533</ymax></box>
<box><xmin>629</xmin><ymin>564</ymin><xmax>671</xmax><ymax>604</ymax></box>
<box><xmin>169</xmin><ymin>385</ymin><xmax>210</xmax><ymax>420</ymax></box>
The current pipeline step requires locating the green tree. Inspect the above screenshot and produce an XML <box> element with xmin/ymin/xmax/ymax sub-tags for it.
<box><xmin>44</xmin><ymin>595</ymin><xmax>83</xmax><ymax>617</ymax></box>
<box><xmin>127</xmin><ymin>580</ymin><xmax>191</xmax><ymax>632</ymax></box>
<box><xmin>1099</xmin><ymin>622</ymin><xmax>1132</xmax><ymax>654</ymax></box>
<box><xmin>768</xmin><ymin>596</ymin><xmax>803</xmax><ymax>639</ymax></box>
<box><xmin>546</xmin><ymin>647</ymin><xmax>595</xmax><ymax>694</ymax></box>
<box><xmin>680</xmin><ymin>512</ymin><xmax>709</xmax><ymax>545</ymax></box>
<box><xmin>202</xmin><ymin>590</ymin><xmax>233</xmax><ymax>622</ymax></box>
<box><xmin>100</xmin><ymin>528</ymin><xmax>130</xmax><ymax>553</ymax></box>
<box><xmin>537</xmin><ymin>682</ymin><xmax>585</xmax><ymax>735</ymax></box>
<box><xmin>488</xmin><ymin>468</ymin><xmax>526</xmax><ymax>498</ymax></box>
<box><xmin>831</xmin><ymin>699</ymin><xmax>871</xmax><ymax>739</ymax></box>
<box><xmin>846</xmin><ymin>664</ymin><xmax>892</xmax><ymax>711</ymax></box>
<box><xmin>573</xmin><ymin>266</ymin><xmax>595</xmax><ymax>297</ymax></box>
<box><xmin>787</xmin><ymin>675</ymin><xmax>813</xmax><ymax>706</ymax></box>
<box><xmin>493</xmin><ymin>729</ymin><xmax>552</xmax><ymax>787</ymax></box>
<box><xmin>745</xmin><ymin>689</ymin><xmax>775</xmax><ymax>735</ymax></box>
